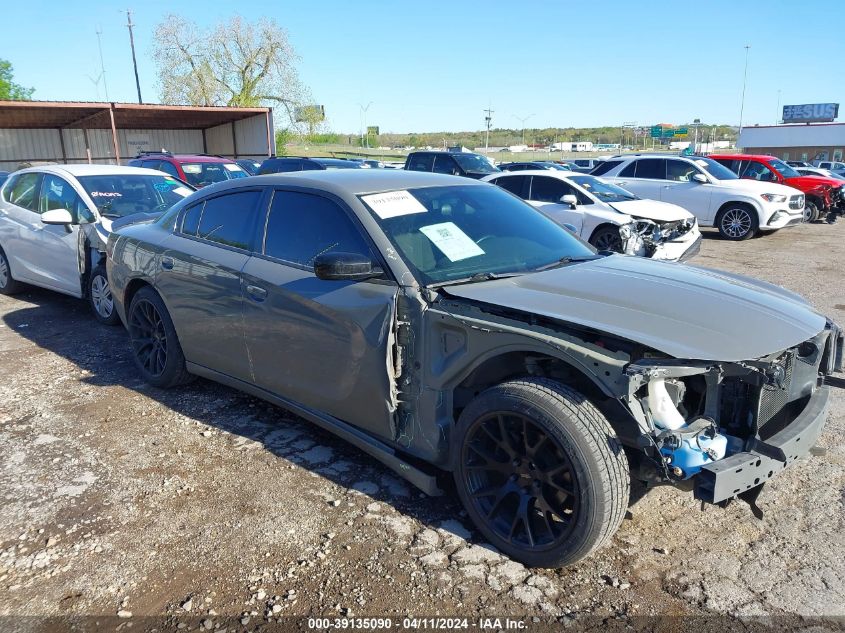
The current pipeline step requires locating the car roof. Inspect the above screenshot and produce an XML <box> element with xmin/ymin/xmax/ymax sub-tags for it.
<box><xmin>13</xmin><ymin>164</ymin><xmax>170</xmax><ymax>178</ymax></box>
<box><xmin>709</xmin><ymin>153</ymin><xmax>777</xmax><ymax>160</ymax></box>
<box><xmin>136</xmin><ymin>153</ymin><xmax>236</xmax><ymax>163</ymax></box>
<box><xmin>208</xmin><ymin>169</ymin><xmax>484</xmax><ymax>197</ymax></box>
<box><xmin>487</xmin><ymin>169</ymin><xmax>580</xmax><ymax>181</ymax></box>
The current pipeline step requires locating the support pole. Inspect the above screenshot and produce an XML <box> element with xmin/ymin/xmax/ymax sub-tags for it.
<box><xmin>108</xmin><ymin>104</ymin><xmax>121</xmax><ymax>164</ymax></box>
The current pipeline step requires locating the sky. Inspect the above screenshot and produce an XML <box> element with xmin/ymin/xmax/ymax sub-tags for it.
<box><xmin>4</xmin><ymin>0</ymin><xmax>845</xmax><ymax>135</ymax></box>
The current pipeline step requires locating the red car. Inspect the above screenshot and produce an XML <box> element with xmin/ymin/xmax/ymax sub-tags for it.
<box><xmin>128</xmin><ymin>152</ymin><xmax>248</xmax><ymax>189</ymax></box>
<box><xmin>711</xmin><ymin>154</ymin><xmax>843</xmax><ymax>222</ymax></box>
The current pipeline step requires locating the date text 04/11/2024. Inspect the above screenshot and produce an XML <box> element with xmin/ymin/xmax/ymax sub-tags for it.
<box><xmin>306</xmin><ymin>617</ymin><xmax>527</xmax><ymax>630</ymax></box>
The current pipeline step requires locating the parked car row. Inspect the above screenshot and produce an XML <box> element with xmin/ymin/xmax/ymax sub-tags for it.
<box><xmin>0</xmin><ymin>163</ymin><xmax>841</xmax><ymax>569</ymax></box>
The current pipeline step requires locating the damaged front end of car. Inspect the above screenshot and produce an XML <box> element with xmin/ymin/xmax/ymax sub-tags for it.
<box><xmin>620</xmin><ymin>217</ymin><xmax>700</xmax><ymax>262</ymax></box>
<box><xmin>623</xmin><ymin>322</ymin><xmax>843</xmax><ymax>506</ymax></box>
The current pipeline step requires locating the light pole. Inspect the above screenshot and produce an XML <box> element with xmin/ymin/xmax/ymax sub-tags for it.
<box><xmin>513</xmin><ymin>113</ymin><xmax>534</xmax><ymax>148</ymax></box>
<box><xmin>738</xmin><ymin>44</ymin><xmax>751</xmax><ymax>131</ymax></box>
<box><xmin>358</xmin><ymin>102</ymin><xmax>372</xmax><ymax>148</ymax></box>
<box><xmin>484</xmin><ymin>106</ymin><xmax>494</xmax><ymax>152</ymax></box>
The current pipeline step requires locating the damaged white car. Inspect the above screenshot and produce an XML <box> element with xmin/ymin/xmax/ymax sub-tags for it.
<box><xmin>0</xmin><ymin>164</ymin><xmax>194</xmax><ymax>324</ymax></box>
<box><xmin>483</xmin><ymin>170</ymin><xmax>701</xmax><ymax>261</ymax></box>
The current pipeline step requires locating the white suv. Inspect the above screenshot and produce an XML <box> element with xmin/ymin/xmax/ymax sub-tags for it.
<box><xmin>593</xmin><ymin>154</ymin><xmax>805</xmax><ymax>240</ymax></box>
<box><xmin>0</xmin><ymin>165</ymin><xmax>193</xmax><ymax>323</ymax></box>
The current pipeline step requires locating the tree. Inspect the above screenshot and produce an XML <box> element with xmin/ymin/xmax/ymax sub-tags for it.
<box><xmin>0</xmin><ymin>59</ymin><xmax>34</xmax><ymax>100</ymax></box>
<box><xmin>152</xmin><ymin>15</ymin><xmax>308</xmax><ymax>124</ymax></box>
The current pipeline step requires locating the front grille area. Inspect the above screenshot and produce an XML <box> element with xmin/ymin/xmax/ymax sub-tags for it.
<box><xmin>756</xmin><ymin>350</ymin><xmax>795</xmax><ymax>432</ymax></box>
<box><xmin>789</xmin><ymin>194</ymin><xmax>804</xmax><ymax>210</ymax></box>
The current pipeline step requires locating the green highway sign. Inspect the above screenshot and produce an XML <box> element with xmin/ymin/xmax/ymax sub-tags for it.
<box><xmin>674</xmin><ymin>127</ymin><xmax>688</xmax><ymax>137</ymax></box>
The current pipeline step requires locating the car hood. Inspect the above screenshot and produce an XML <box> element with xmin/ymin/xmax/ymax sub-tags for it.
<box><xmin>443</xmin><ymin>255</ymin><xmax>826</xmax><ymax>361</ymax></box>
<box><xmin>784</xmin><ymin>175</ymin><xmax>840</xmax><ymax>190</ymax></box>
<box><xmin>608</xmin><ymin>199</ymin><xmax>694</xmax><ymax>222</ymax></box>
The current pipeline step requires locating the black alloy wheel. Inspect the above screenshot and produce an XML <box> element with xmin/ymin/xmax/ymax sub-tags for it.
<box><xmin>589</xmin><ymin>226</ymin><xmax>624</xmax><ymax>253</ymax></box>
<box><xmin>461</xmin><ymin>411</ymin><xmax>580</xmax><ymax>551</ymax></box>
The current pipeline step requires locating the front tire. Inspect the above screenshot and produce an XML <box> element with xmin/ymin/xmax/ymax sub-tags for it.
<box><xmin>453</xmin><ymin>378</ymin><xmax>630</xmax><ymax>567</ymax></box>
<box><xmin>127</xmin><ymin>286</ymin><xmax>193</xmax><ymax>388</ymax></box>
<box><xmin>804</xmin><ymin>200</ymin><xmax>820</xmax><ymax>223</ymax></box>
<box><xmin>589</xmin><ymin>225</ymin><xmax>624</xmax><ymax>253</ymax></box>
<box><xmin>88</xmin><ymin>265</ymin><xmax>120</xmax><ymax>326</ymax></box>
<box><xmin>0</xmin><ymin>247</ymin><xmax>22</xmax><ymax>295</ymax></box>
<box><xmin>716</xmin><ymin>204</ymin><xmax>758</xmax><ymax>240</ymax></box>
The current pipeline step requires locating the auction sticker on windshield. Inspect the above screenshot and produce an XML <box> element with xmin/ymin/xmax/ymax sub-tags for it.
<box><xmin>419</xmin><ymin>222</ymin><xmax>484</xmax><ymax>262</ymax></box>
<box><xmin>361</xmin><ymin>190</ymin><xmax>427</xmax><ymax>219</ymax></box>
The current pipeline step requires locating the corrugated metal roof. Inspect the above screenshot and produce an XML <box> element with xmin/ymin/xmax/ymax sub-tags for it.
<box><xmin>0</xmin><ymin>100</ymin><xmax>270</xmax><ymax>130</ymax></box>
<box><xmin>739</xmin><ymin>123</ymin><xmax>845</xmax><ymax>148</ymax></box>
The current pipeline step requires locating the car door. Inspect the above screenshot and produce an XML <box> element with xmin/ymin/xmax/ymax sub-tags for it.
<box><xmin>240</xmin><ymin>188</ymin><xmax>399</xmax><ymax>441</ymax></box>
<box><xmin>156</xmin><ymin>188</ymin><xmax>266</xmax><ymax>380</ymax></box>
<box><xmin>527</xmin><ymin>175</ymin><xmax>585</xmax><ymax>233</ymax></box>
<box><xmin>612</xmin><ymin>158</ymin><xmax>665</xmax><ymax>201</ymax></box>
<box><xmin>659</xmin><ymin>159</ymin><xmax>713</xmax><ymax>221</ymax></box>
<box><xmin>433</xmin><ymin>154</ymin><xmax>460</xmax><ymax>175</ymax></box>
<box><xmin>0</xmin><ymin>171</ymin><xmax>43</xmax><ymax>284</ymax></box>
<box><xmin>0</xmin><ymin>172</ymin><xmax>85</xmax><ymax>295</ymax></box>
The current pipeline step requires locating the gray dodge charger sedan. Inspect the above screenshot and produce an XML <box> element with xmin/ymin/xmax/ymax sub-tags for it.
<box><xmin>106</xmin><ymin>170</ymin><xmax>843</xmax><ymax>567</ymax></box>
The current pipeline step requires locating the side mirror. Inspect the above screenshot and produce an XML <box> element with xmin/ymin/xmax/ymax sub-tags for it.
<box><xmin>41</xmin><ymin>208</ymin><xmax>74</xmax><ymax>225</ymax></box>
<box><xmin>691</xmin><ymin>173</ymin><xmax>708</xmax><ymax>184</ymax></box>
<box><xmin>560</xmin><ymin>194</ymin><xmax>578</xmax><ymax>208</ymax></box>
<box><xmin>314</xmin><ymin>252</ymin><xmax>383</xmax><ymax>282</ymax></box>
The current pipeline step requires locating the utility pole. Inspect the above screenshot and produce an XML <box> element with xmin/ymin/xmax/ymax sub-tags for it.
<box><xmin>484</xmin><ymin>106</ymin><xmax>493</xmax><ymax>152</ymax></box>
<box><xmin>357</xmin><ymin>102</ymin><xmax>372</xmax><ymax>148</ymax></box>
<box><xmin>96</xmin><ymin>26</ymin><xmax>109</xmax><ymax>101</ymax></box>
<box><xmin>513</xmin><ymin>113</ymin><xmax>534</xmax><ymax>148</ymax></box>
<box><xmin>738</xmin><ymin>44</ymin><xmax>751</xmax><ymax>131</ymax></box>
<box><xmin>776</xmin><ymin>89</ymin><xmax>781</xmax><ymax>124</ymax></box>
<box><xmin>125</xmin><ymin>9</ymin><xmax>143</xmax><ymax>103</ymax></box>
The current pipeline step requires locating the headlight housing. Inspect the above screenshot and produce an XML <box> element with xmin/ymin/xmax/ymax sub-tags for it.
<box><xmin>760</xmin><ymin>193</ymin><xmax>787</xmax><ymax>203</ymax></box>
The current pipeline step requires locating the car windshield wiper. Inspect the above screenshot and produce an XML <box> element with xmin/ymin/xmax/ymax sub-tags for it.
<box><xmin>429</xmin><ymin>271</ymin><xmax>522</xmax><ymax>289</ymax></box>
<box><xmin>533</xmin><ymin>255</ymin><xmax>600</xmax><ymax>272</ymax></box>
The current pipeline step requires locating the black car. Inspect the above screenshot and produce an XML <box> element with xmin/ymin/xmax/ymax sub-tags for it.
<box><xmin>404</xmin><ymin>151</ymin><xmax>499</xmax><ymax>179</ymax></box>
<box><xmin>258</xmin><ymin>157</ymin><xmax>365</xmax><ymax>174</ymax></box>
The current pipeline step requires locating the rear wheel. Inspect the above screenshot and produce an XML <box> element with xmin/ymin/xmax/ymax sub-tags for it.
<box><xmin>453</xmin><ymin>378</ymin><xmax>630</xmax><ymax>567</ymax></box>
<box><xmin>716</xmin><ymin>205</ymin><xmax>758</xmax><ymax>240</ymax></box>
<box><xmin>589</xmin><ymin>226</ymin><xmax>624</xmax><ymax>253</ymax></box>
<box><xmin>0</xmin><ymin>248</ymin><xmax>22</xmax><ymax>295</ymax></box>
<box><xmin>127</xmin><ymin>286</ymin><xmax>193</xmax><ymax>388</ymax></box>
<box><xmin>88</xmin><ymin>265</ymin><xmax>120</xmax><ymax>326</ymax></box>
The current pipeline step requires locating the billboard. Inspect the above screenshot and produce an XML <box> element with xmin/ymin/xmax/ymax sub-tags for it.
<box><xmin>367</xmin><ymin>126</ymin><xmax>379</xmax><ymax>136</ymax></box>
<box><xmin>294</xmin><ymin>105</ymin><xmax>325</xmax><ymax>123</ymax></box>
<box><xmin>782</xmin><ymin>103</ymin><xmax>839</xmax><ymax>123</ymax></box>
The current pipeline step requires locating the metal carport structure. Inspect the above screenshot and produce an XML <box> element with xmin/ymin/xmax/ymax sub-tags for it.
<box><xmin>0</xmin><ymin>101</ymin><xmax>274</xmax><ymax>170</ymax></box>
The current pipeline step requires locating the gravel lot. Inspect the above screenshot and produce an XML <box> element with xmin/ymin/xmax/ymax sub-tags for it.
<box><xmin>0</xmin><ymin>223</ymin><xmax>843</xmax><ymax>628</ymax></box>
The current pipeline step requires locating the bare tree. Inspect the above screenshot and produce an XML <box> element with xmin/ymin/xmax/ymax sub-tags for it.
<box><xmin>153</xmin><ymin>15</ymin><xmax>309</xmax><ymax>124</ymax></box>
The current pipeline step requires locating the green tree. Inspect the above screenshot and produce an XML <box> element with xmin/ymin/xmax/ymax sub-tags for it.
<box><xmin>0</xmin><ymin>59</ymin><xmax>34</xmax><ymax>100</ymax></box>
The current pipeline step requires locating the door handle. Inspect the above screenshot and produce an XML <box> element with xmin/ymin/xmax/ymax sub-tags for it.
<box><xmin>160</xmin><ymin>256</ymin><xmax>174</xmax><ymax>270</ymax></box>
<box><xmin>246</xmin><ymin>285</ymin><xmax>267</xmax><ymax>301</ymax></box>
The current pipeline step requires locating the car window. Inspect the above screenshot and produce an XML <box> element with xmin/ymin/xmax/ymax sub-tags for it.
<box><xmin>140</xmin><ymin>160</ymin><xmax>161</xmax><ymax>170</ymax></box>
<box><xmin>618</xmin><ymin>162</ymin><xmax>636</xmax><ymax>177</ymax></box>
<box><xmin>179</xmin><ymin>162</ymin><xmax>245</xmax><ymax>187</ymax></box>
<box><xmin>181</xmin><ymin>202</ymin><xmax>202</xmax><ymax>236</ymax></box>
<box><xmin>406</xmin><ymin>154</ymin><xmax>435</xmax><ymax>172</ymax></box>
<box><xmin>740</xmin><ymin>161</ymin><xmax>776</xmax><ymax>182</ymax></box>
<box><xmin>634</xmin><ymin>159</ymin><xmax>666</xmax><ymax>179</ymax></box>
<box><xmin>433</xmin><ymin>154</ymin><xmax>457</xmax><ymax>174</ymax></box>
<box><xmin>590</xmin><ymin>160</ymin><xmax>621</xmax><ymax>176</ymax></box>
<box><xmin>185</xmin><ymin>190</ymin><xmax>262</xmax><ymax>250</ymax></box>
<box><xmin>529</xmin><ymin>176</ymin><xmax>571</xmax><ymax>203</ymax></box>
<box><xmin>156</xmin><ymin>161</ymin><xmax>180</xmax><ymax>178</ymax></box>
<box><xmin>39</xmin><ymin>174</ymin><xmax>92</xmax><ymax>222</ymax></box>
<box><xmin>666</xmin><ymin>160</ymin><xmax>701</xmax><ymax>182</ymax></box>
<box><xmin>263</xmin><ymin>191</ymin><xmax>373</xmax><ymax>268</ymax></box>
<box><xmin>6</xmin><ymin>172</ymin><xmax>41</xmax><ymax>211</ymax></box>
<box><xmin>491</xmin><ymin>175</ymin><xmax>528</xmax><ymax>197</ymax></box>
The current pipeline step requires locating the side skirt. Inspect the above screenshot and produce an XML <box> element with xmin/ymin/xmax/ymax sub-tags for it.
<box><xmin>186</xmin><ymin>362</ymin><xmax>443</xmax><ymax>497</ymax></box>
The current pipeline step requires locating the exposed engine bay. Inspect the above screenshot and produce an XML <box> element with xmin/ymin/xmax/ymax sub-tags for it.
<box><xmin>620</xmin><ymin>217</ymin><xmax>697</xmax><ymax>258</ymax></box>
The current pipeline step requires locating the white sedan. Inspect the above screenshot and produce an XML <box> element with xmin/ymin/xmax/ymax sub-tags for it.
<box><xmin>483</xmin><ymin>170</ymin><xmax>702</xmax><ymax>262</ymax></box>
<box><xmin>0</xmin><ymin>164</ymin><xmax>194</xmax><ymax>324</ymax></box>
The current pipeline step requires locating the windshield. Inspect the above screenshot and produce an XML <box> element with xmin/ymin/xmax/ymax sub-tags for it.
<box><xmin>360</xmin><ymin>184</ymin><xmax>595</xmax><ymax>285</ymax></box>
<box><xmin>77</xmin><ymin>175</ymin><xmax>194</xmax><ymax>218</ymax></box>
<box><xmin>569</xmin><ymin>175</ymin><xmax>638</xmax><ymax>202</ymax></box>
<box><xmin>692</xmin><ymin>157</ymin><xmax>738</xmax><ymax>180</ymax></box>
<box><xmin>451</xmin><ymin>154</ymin><xmax>499</xmax><ymax>173</ymax></box>
<box><xmin>768</xmin><ymin>158</ymin><xmax>800</xmax><ymax>178</ymax></box>
<box><xmin>180</xmin><ymin>162</ymin><xmax>247</xmax><ymax>187</ymax></box>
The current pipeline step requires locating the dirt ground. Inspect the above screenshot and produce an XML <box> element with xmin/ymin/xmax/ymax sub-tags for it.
<box><xmin>0</xmin><ymin>222</ymin><xmax>843</xmax><ymax>630</ymax></box>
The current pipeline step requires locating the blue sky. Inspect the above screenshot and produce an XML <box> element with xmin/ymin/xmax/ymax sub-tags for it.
<box><xmin>4</xmin><ymin>0</ymin><xmax>844</xmax><ymax>134</ymax></box>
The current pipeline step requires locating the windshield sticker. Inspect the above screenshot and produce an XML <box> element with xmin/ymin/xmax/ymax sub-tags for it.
<box><xmin>362</xmin><ymin>190</ymin><xmax>427</xmax><ymax>219</ymax></box>
<box><xmin>182</xmin><ymin>164</ymin><xmax>202</xmax><ymax>174</ymax></box>
<box><xmin>694</xmin><ymin>160</ymin><xmax>709</xmax><ymax>168</ymax></box>
<box><xmin>172</xmin><ymin>186</ymin><xmax>192</xmax><ymax>197</ymax></box>
<box><xmin>153</xmin><ymin>182</ymin><xmax>171</xmax><ymax>192</ymax></box>
<box><xmin>223</xmin><ymin>164</ymin><xmax>243</xmax><ymax>172</ymax></box>
<box><xmin>419</xmin><ymin>222</ymin><xmax>485</xmax><ymax>262</ymax></box>
<box><xmin>90</xmin><ymin>191</ymin><xmax>122</xmax><ymax>197</ymax></box>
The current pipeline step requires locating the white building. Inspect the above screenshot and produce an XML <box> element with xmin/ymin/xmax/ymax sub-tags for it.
<box><xmin>738</xmin><ymin>123</ymin><xmax>845</xmax><ymax>162</ymax></box>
